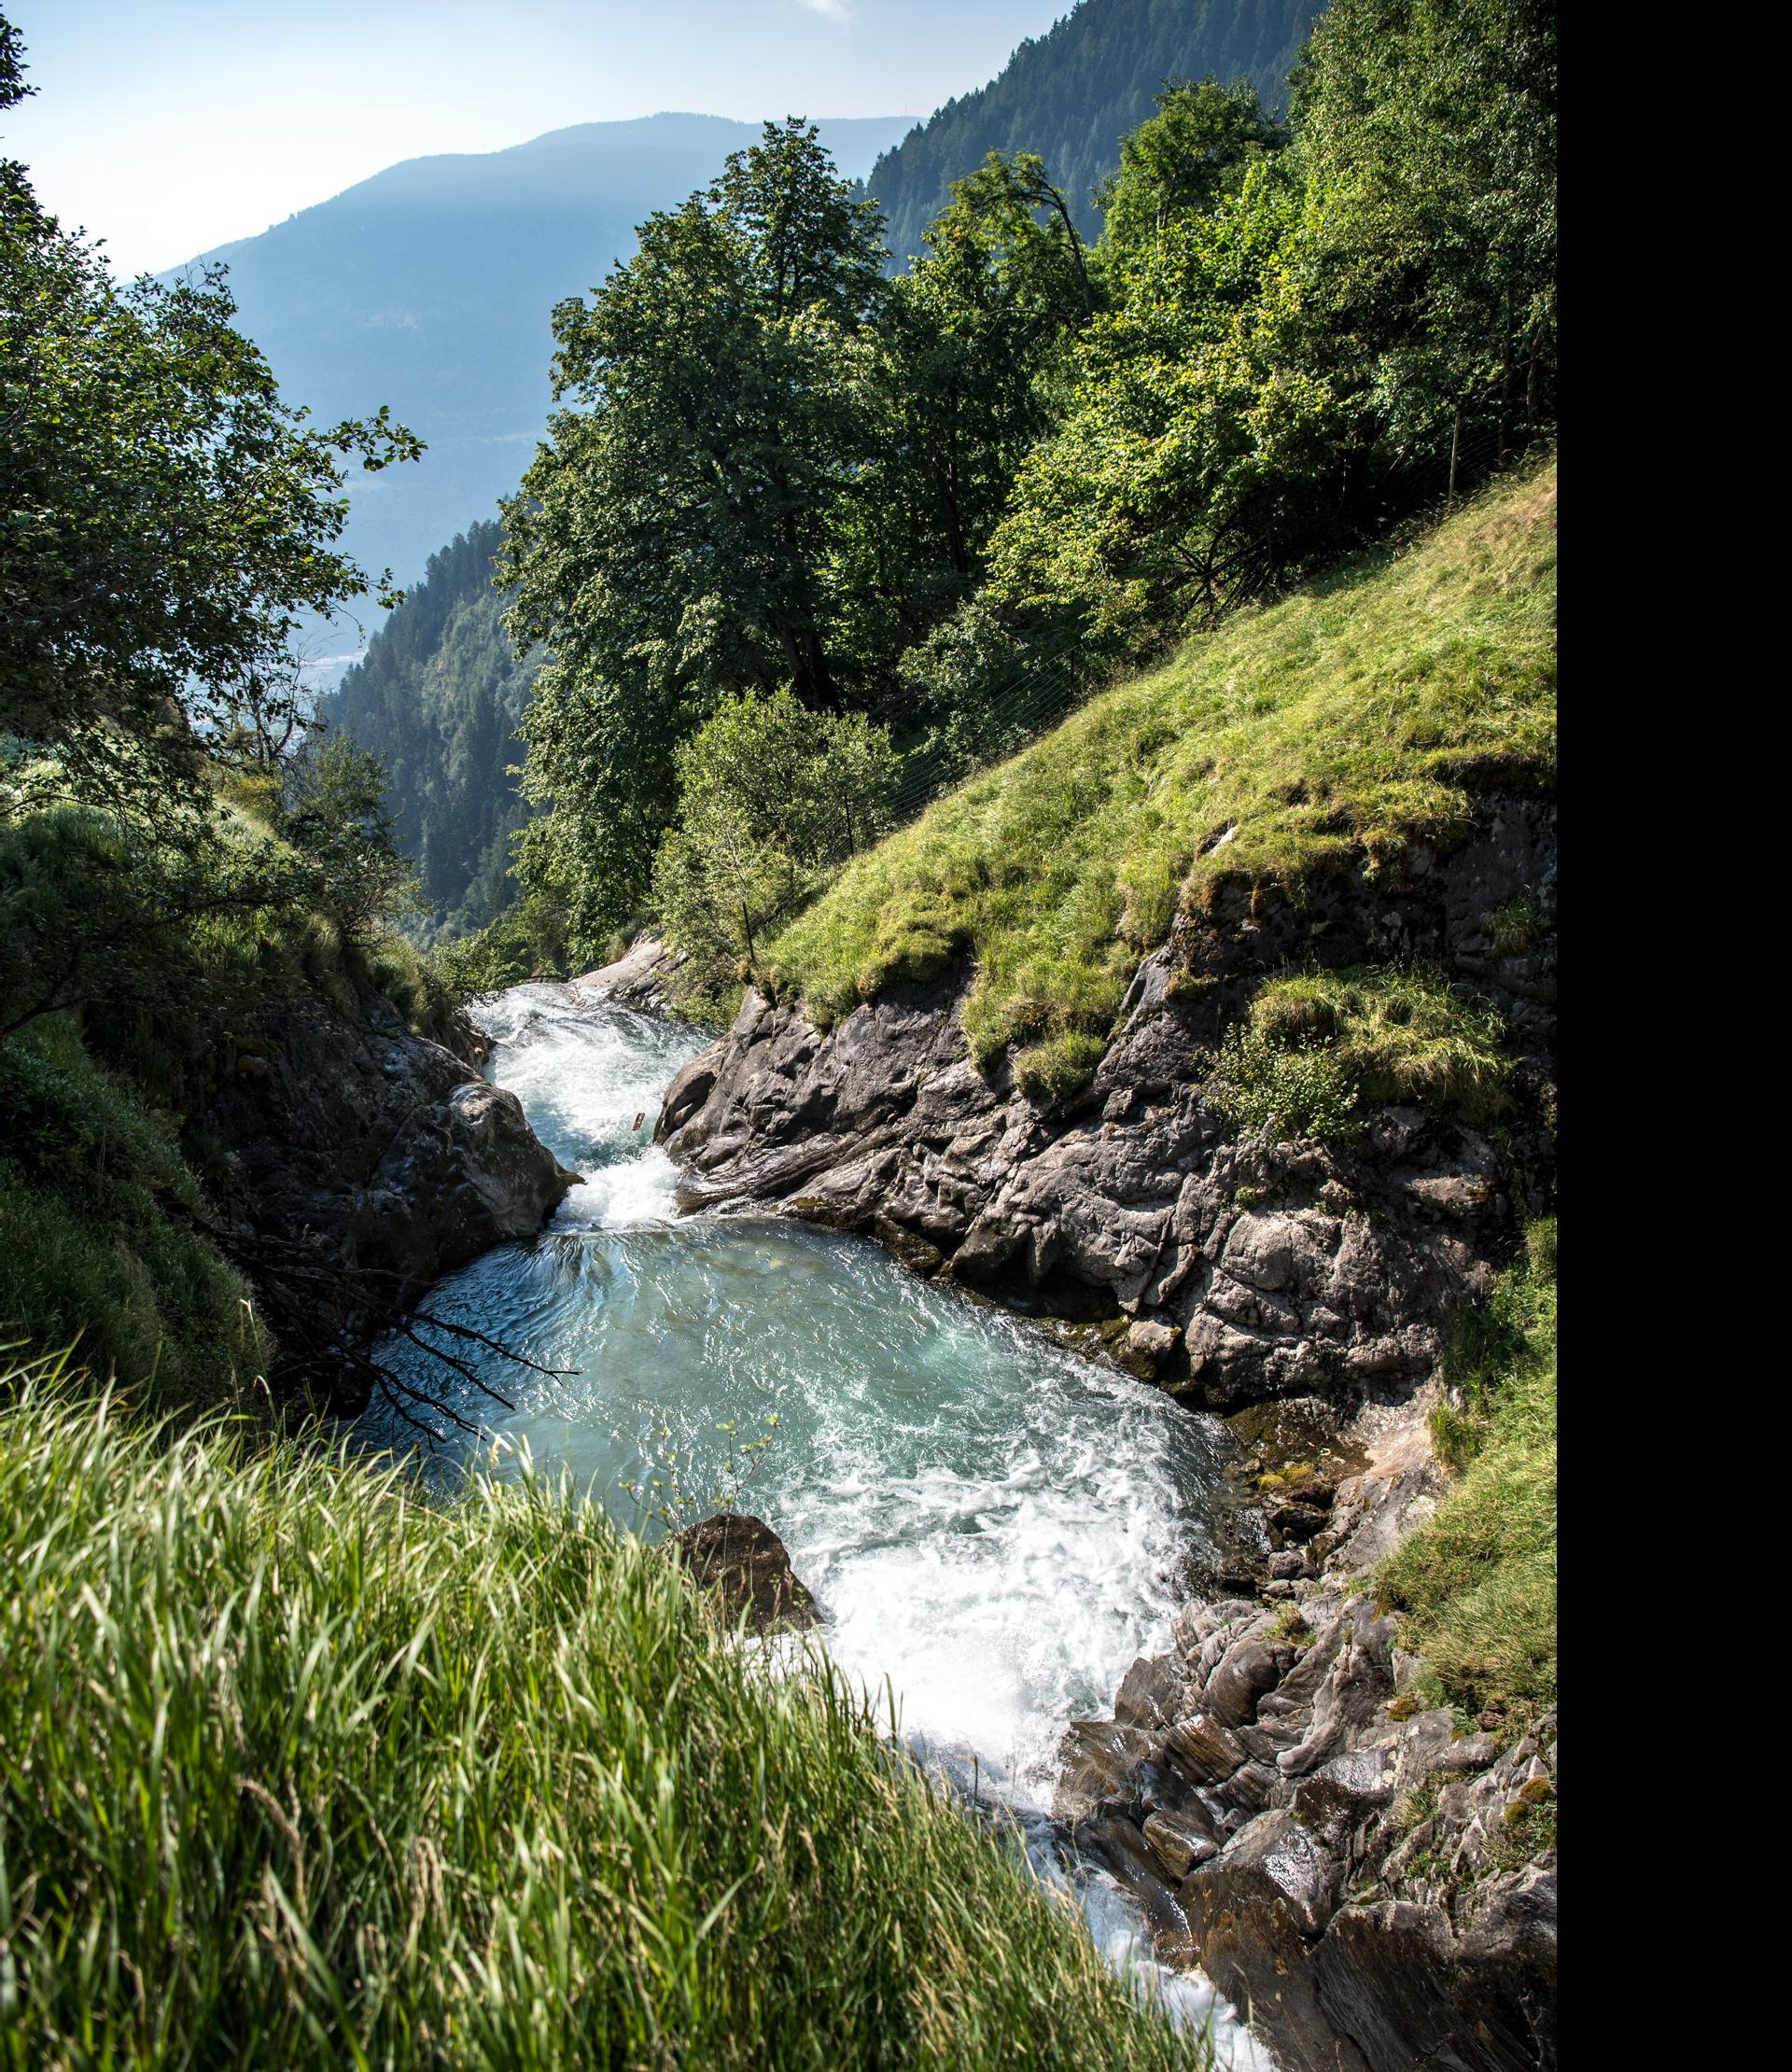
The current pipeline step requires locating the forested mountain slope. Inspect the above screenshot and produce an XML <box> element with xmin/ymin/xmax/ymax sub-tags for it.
<box><xmin>170</xmin><ymin>114</ymin><xmax>910</xmax><ymax>606</ymax></box>
<box><xmin>867</xmin><ymin>0</ymin><xmax>1319</xmax><ymax>263</ymax></box>
<box><xmin>322</xmin><ymin>524</ymin><xmax>534</xmax><ymax>942</ymax></box>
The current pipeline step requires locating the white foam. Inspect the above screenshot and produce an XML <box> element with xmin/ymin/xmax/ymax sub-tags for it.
<box><xmin>555</xmin><ymin>1146</ymin><xmax>684</xmax><ymax>1231</ymax></box>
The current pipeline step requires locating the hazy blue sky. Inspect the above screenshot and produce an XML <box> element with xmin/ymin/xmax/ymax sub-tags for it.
<box><xmin>2</xmin><ymin>0</ymin><xmax>1070</xmax><ymax>276</ymax></box>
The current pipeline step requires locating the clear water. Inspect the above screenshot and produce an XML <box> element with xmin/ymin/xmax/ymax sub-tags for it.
<box><xmin>359</xmin><ymin>983</ymin><xmax>1273</xmax><ymax>2065</ymax></box>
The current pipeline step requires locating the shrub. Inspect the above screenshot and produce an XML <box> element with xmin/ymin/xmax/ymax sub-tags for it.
<box><xmin>655</xmin><ymin>690</ymin><xmax>896</xmax><ymax>1016</ymax></box>
<box><xmin>1015</xmin><ymin>1030</ymin><xmax>1111</xmax><ymax>1104</ymax></box>
<box><xmin>1203</xmin><ymin>1022</ymin><xmax>1363</xmax><ymax>1143</ymax></box>
<box><xmin>1204</xmin><ymin>964</ymin><xmax>1512</xmax><ymax>1144</ymax></box>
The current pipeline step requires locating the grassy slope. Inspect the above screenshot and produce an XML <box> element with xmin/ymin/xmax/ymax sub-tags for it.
<box><xmin>1378</xmin><ymin>1222</ymin><xmax>1559</xmax><ymax>1723</ymax></box>
<box><xmin>768</xmin><ymin>460</ymin><xmax>1557</xmax><ymax>1085</ymax></box>
<box><xmin>0</xmin><ymin>1375</ymin><xmax>1205</xmax><ymax>2071</ymax></box>
<box><xmin>0</xmin><ymin>784</ymin><xmax>459</xmax><ymax>1405</ymax></box>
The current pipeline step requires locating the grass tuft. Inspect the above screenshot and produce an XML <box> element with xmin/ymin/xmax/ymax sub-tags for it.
<box><xmin>0</xmin><ymin>1368</ymin><xmax>1206</xmax><ymax>2069</ymax></box>
<box><xmin>1203</xmin><ymin>964</ymin><xmax>1511</xmax><ymax>1143</ymax></box>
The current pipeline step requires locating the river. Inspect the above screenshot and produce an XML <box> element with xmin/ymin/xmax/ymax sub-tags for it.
<box><xmin>360</xmin><ymin>982</ymin><xmax>1272</xmax><ymax>2066</ymax></box>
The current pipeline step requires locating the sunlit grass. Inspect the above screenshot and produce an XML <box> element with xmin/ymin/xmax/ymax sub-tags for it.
<box><xmin>1377</xmin><ymin>1222</ymin><xmax>1558</xmax><ymax>1722</ymax></box>
<box><xmin>0</xmin><ymin>1365</ymin><xmax>1208</xmax><ymax>2069</ymax></box>
<box><xmin>767</xmin><ymin>459</ymin><xmax>1556</xmax><ymax>1076</ymax></box>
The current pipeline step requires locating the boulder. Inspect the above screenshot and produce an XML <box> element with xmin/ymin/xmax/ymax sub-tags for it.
<box><xmin>666</xmin><ymin>1513</ymin><xmax>819</xmax><ymax>1633</ymax></box>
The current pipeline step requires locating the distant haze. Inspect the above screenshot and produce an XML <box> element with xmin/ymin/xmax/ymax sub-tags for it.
<box><xmin>161</xmin><ymin>113</ymin><xmax>913</xmax><ymax>657</ymax></box>
<box><xmin>3</xmin><ymin>0</ymin><xmax>1063</xmax><ymax>275</ymax></box>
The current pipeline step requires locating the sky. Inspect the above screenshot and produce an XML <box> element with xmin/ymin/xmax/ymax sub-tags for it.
<box><xmin>2</xmin><ymin>0</ymin><xmax>1071</xmax><ymax>277</ymax></box>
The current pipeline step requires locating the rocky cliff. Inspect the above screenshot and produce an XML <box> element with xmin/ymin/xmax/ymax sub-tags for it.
<box><xmin>203</xmin><ymin>987</ymin><xmax>578</xmax><ymax>1406</ymax></box>
<box><xmin>1058</xmin><ymin>1414</ymin><xmax>1556</xmax><ymax>2072</ymax></box>
<box><xmin>659</xmin><ymin>797</ymin><xmax>1555</xmax><ymax>1411</ymax></box>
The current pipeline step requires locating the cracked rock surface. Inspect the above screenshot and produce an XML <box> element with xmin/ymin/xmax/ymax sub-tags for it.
<box><xmin>660</xmin><ymin>801</ymin><xmax>1556</xmax><ymax>1413</ymax></box>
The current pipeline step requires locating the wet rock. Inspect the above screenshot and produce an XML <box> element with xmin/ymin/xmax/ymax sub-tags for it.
<box><xmin>374</xmin><ymin>1081</ymin><xmax>577</xmax><ymax>1259</ymax></box>
<box><xmin>1125</xmin><ymin>1317</ymin><xmax>1182</xmax><ymax>1372</ymax></box>
<box><xmin>1267</xmin><ymin>1499</ymin><xmax>1331</xmax><ymax>1543</ymax></box>
<box><xmin>666</xmin><ymin>1512</ymin><xmax>819</xmax><ymax>1633</ymax></box>
<box><xmin>1071</xmin><ymin>1480</ymin><xmax>1556</xmax><ymax>2071</ymax></box>
<box><xmin>1057</xmin><ymin>1720</ymin><xmax>1162</xmax><ymax>1819</ymax></box>
<box><xmin>1202</xmin><ymin>1638</ymin><xmax>1288</xmax><ymax>1729</ymax></box>
<box><xmin>1078</xmin><ymin>1818</ymin><xmax>1192</xmax><ymax>1955</ymax></box>
<box><xmin>1163</xmin><ymin>1714</ymin><xmax>1248</xmax><ymax>1785</ymax></box>
<box><xmin>1142</xmin><ymin>1807</ymin><xmax>1221</xmax><ymax>1880</ymax></box>
<box><xmin>1183</xmin><ymin>1810</ymin><xmax>1359</xmax><ymax>2071</ymax></box>
<box><xmin>1313</xmin><ymin>1875</ymin><xmax>1558</xmax><ymax>2072</ymax></box>
<box><xmin>1114</xmin><ymin>1653</ymin><xmax>1189</xmax><ymax>1730</ymax></box>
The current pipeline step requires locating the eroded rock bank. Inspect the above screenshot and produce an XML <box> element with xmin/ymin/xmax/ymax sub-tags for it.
<box><xmin>647</xmin><ymin>793</ymin><xmax>1557</xmax><ymax>2066</ymax></box>
<box><xmin>1058</xmin><ymin>1409</ymin><xmax>1556</xmax><ymax>2072</ymax></box>
<box><xmin>657</xmin><ymin>798</ymin><xmax>1555</xmax><ymax>1413</ymax></box>
<box><xmin>203</xmin><ymin>987</ymin><xmax>578</xmax><ymax>1403</ymax></box>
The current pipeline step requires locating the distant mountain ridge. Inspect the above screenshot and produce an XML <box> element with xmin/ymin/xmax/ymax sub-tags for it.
<box><xmin>867</xmin><ymin>0</ymin><xmax>1320</xmax><ymax>262</ymax></box>
<box><xmin>170</xmin><ymin>114</ymin><xmax>911</xmax><ymax>625</ymax></box>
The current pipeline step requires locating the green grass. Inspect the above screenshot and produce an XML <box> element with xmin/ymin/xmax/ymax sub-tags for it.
<box><xmin>1203</xmin><ymin>964</ymin><xmax>1512</xmax><ymax>1144</ymax></box>
<box><xmin>1376</xmin><ymin>1222</ymin><xmax>1558</xmax><ymax>1723</ymax></box>
<box><xmin>0</xmin><ymin>1369</ymin><xmax>1207</xmax><ymax>2070</ymax></box>
<box><xmin>0</xmin><ymin>1025</ymin><xmax>270</xmax><ymax>1407</ymax></box>
<box><xmin>766</xmin><ymin>460</ymin><xmax>1556</xmax><ymax>1075</ymax></box>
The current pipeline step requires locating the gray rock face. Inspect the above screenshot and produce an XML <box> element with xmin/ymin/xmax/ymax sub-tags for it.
<box><xmin>661</xmin><ymin>802</ymin><xmax>1556</xmax><ymax>1412</ymax></box>
<box><xmin>572</xmin><ymin>932</ymin><xmax>690</xmax><ymax>1015</ymax></box>
<box><xmin>1057</xmin><ymin>1568</ymin><xmax>1558</xmax><ymax>2072</ymax></box>
<box><xmin>204</xmin><ymin>987</ymin><xmax>578</xmax><ymax>1400</ymax></box>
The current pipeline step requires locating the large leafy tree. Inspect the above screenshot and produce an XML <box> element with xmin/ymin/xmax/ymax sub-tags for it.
<box><xmin>503</xmin><ymin>120</ymin><xmax>889</xmax><ymax>950</ymax></box>
<box><xmin>1</xmin><ymin>9</ymin><xmax>420</xmax><ymax>1034</ymax></box>
<box><xmin>1096</xmin><ymin>79</ymin><xmax>1288</xmax><ymax>281</ymax></box>
<box><xmin>981</xmin><ymin>3</ymin><xmax>1556</xmax><ymax>654</ymax></box>
<box><xmin>830</xmin><ymin>151</ymin><xmax>1092</xmax><ymax>689</ymax></box>
<box><xmin>1295</xmin><ymin>0</ymin><xmax>1558</xmax><ymax>454</ymax></box>
<box><xmin>1</xmin><ymin>44</ymin><xmax>418</xmax><ymax>805</ymax></box>
<box><xmin>990</xmin><ymin>158</ymin><xmax>1351</xmax><ymax>637</ymax></box>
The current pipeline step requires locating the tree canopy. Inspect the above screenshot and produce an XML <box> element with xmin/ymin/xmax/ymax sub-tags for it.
<box><xmin>379</xmin><ymin>0</ymin><xmax>1558</xmax><ymax>987</ymax></box>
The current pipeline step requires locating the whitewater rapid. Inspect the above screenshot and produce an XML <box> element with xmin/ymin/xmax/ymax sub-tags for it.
<box><xmin>359</xmin><ymin>983</ymin><xmax>1272</xmax><ymax>2064</ymax></box>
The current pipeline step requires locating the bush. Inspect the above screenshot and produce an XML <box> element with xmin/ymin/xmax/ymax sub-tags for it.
<box><xmin>0</xmin><ymin>1374</ymin><xmax>1206</xmax><ymax>2070</ymax></box>
<box><xmin>1204</xmin><ymin>964</ymin><xmax>1512</xmax><ymax>1144</ymax></box>
<box><xmin>1015</xmin><ymin>1030</ymin><xmax>1111</xmax><ymax>1104</ymax></box>
<box><xmin>1203</xmin><ymin>1021</ymin><xmax>1363</xmax><ymax>1142</ymax></box>
<box><xmin>655</xmin><ymin>690</ymin><xmax>896</xmax><ymax>1015</ymax></box>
